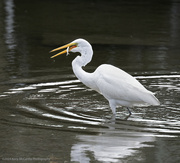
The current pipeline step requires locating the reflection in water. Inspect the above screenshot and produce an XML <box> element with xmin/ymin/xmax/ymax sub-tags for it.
<box><xmin>4</xmin><ymin>0</ymin><xmax>16</xmax><ymax>50</ymax></box>
<box><xmin>71</xmin><ymin>132</ymin><xmax>155</xmax><ymax>162</ymax></box>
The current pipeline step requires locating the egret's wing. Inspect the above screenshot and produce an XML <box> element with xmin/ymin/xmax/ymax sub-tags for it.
<box><xmin>94</xmin><ymin>64</ymin><xmax>159</xmax><ymax>105</ymax></box>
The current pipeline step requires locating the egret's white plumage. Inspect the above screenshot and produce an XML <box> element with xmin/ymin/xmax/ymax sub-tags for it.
<box><xmin>51</xmin><ymin>38</ymin><xmax>160</xmax><ymax>115</ymax></box>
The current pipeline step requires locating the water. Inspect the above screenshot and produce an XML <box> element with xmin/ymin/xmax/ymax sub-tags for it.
<box><xmin>0</xmin><ymin>0</ymin><xmax>180</xmax><ymax>162</ymax></box>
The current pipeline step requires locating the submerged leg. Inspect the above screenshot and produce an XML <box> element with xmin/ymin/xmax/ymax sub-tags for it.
<box><xmin>127</xmin><ymin>107</ymin><xmax>132</xmax><ymax>115</ymax></box>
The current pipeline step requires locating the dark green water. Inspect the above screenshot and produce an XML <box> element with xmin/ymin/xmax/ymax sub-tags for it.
<box><xmin>0</xmin><ymin>0</ymin><xmax>180</xmax><ymax>162</ymax></box>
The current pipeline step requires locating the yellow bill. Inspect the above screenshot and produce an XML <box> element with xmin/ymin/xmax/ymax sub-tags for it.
<box><xmin>50</xmin><ymin>42</ymin><xmax>77</xmax><ymax>58</ymax></box>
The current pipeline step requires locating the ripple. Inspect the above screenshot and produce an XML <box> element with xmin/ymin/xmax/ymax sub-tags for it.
<box><xmin>42</xmin><ymin>113</ymin><xmax>102</xmax><ymax>126</ymax></box>
<box><xmin>0</xmin><ymin>74</ymin><xmax>179</xmax><ymax>137</ymax></box>
<box><xmin>136</xmin><ymin>74</ymin><xmax>180</xmax><ymax>79</ymax></box>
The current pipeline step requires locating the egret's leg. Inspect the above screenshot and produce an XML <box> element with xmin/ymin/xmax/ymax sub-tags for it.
<box><xmin>111</xmin><ymin>106</ymin><xmax>116</xmax><ymax>115</ymax></box>
<box><xmin>109</xmin><ymin>101</ymin><xmax>116</xmax><ymax>115</ymax></box>
<box><xmin>127</xmin><ymin>107</ymin><xmax>132</xmax><ymax>115</ymax></box>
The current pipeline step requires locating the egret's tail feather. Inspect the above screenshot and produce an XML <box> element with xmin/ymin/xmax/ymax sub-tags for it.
<box><xmin>145</xmin><ymin>93</ymin><xmax>160</xmax><ymax>106</ymax></box>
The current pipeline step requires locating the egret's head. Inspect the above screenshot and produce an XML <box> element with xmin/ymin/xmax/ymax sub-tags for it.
<box><xmin>50</xmin><ymin>38</ymin><xmax>92</xmax><ymax>58</ymax></box>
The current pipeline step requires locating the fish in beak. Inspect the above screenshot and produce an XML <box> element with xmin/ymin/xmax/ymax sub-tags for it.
<box><xmin>50</xmin><ymin>42</ymin><xmax>77</xmax><ymax>58</ymax></box>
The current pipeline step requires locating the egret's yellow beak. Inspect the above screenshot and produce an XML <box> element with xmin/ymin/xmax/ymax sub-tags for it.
<box><xmin>50</xmin><ymin>42</ymin><xmax>77</xmax><ymax>58</ymax></box>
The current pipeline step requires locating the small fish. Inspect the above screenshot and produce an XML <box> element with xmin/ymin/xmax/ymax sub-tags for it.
<box><xmin>66</xmin><ymin>46</ymin><xmax>70</xmax><ymax>56</ymax></box>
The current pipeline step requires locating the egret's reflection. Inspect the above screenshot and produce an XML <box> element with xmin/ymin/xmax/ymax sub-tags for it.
<box><xmin>71</xmin><ymin>118</ymin><xmax>155</xmax><ymax>162</ymax></box>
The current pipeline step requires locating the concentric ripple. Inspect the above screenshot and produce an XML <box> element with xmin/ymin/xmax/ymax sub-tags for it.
<box><xmin>1</xmin><ymin>74</ymin><xmax>179</xmax><ymax>137</ymax></box>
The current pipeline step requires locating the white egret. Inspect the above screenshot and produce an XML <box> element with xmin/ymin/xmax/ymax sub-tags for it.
<box><xmin>50</xmin><ymin>38</ymin><xmax>160</xmax><ymax>115</ymax></box>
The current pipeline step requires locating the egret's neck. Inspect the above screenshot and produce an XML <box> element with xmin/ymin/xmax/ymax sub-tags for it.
<box><xmin>72</xmin><ymin>48</ymin><xmax>95</xmax><ymax>90</ymax></box>
<box><xmin>72</xmin><ymin>46</ymin><xmax>93</xmax><ymax>69</ymax></box>
<box><xmin>77</xmin><ymin>46</ymin><xmax>93</xmax><ymax>67</ymax></box>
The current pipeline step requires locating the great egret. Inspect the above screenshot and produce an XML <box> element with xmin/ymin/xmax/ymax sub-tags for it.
<box><xmin>50</xmin><ymin>38</ymin><xmax>160</xmax><ymax>115</ymax></box>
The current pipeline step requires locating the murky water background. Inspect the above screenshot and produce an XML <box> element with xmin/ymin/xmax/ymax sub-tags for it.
<box><xmin>0</xmin><ymin>0</ymin><xmax>180</xmax><ymax>162</ymax></box>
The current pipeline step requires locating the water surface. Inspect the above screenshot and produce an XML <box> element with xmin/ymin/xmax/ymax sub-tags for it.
<box><xmin>0</xmin><ymin>0</ymin><xmax>180</xmax><ymax>163</ymax></box>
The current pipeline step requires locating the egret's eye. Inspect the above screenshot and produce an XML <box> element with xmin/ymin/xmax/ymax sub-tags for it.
<box><xmin>70</xmin><ymin>45</ymin><xmax>77</xmax><ymax>50</ymax></box>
